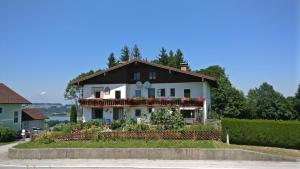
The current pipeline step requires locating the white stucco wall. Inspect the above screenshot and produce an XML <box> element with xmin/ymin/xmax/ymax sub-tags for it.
<box><xmin>0</xmin><ymin>104</ymin><xmax>22</xmax><ymax>130</ymax></box>
<box><xmin>82</xmin><ymin>84</ymin><xmax>127</xmax><ymax>99</ymax></box>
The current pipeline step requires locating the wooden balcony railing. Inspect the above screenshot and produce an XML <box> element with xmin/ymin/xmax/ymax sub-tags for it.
<box><xmin>79</xmin><ymin>97</ymin><xmax>205</xmax><ymax>108</ymax></box>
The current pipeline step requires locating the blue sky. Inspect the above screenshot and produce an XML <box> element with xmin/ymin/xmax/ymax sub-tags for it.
<box><xmin>0</xmin><ymin>0</ymin><xmax>299</xmax><ymax>104</ymax></box>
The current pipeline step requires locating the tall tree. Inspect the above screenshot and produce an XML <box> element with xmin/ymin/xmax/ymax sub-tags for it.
<box><xmin>120</xmin><ymin>46</ymin><xmax>130</xmax><ymax>61</ymax></box>
<box><xmin>174</xmin><ymin>49</ymin><xmax>184</xmax><ymax>68</ymax></box>
<box><xmin>156</xmin><ymin>48</ymin><xmax>169</xmax><ymax>66</ymax></box>
<box><xmin>196</xmin><ymin>65</ymin><xmax>248</xmax><ymax>118</ymax></box>
<box><xmin>70</xmin><ymin>105</ymin><xmax>77</xmax><ymax>123</ymax></box>
<box><xmin>107</xmin><ymin>52</ymin><xmax>117</xmax><ymax>68</ymax></box>
<box><xmin>247</xmin><ymin>82</ymin><xmax>294</xmax><ymax>120</ymax></box>
<box><xmin>131</xmin><ymin>44</ymin><xmax>142</xmax><ymax>59</ymax></box>
<box><xmin>291</xmin><ymin>84</ymin><xmax>300</xmax><ymax>119</ymax></box>
<box><xmin>168</xmin><ymin>50</ymin><xmax>175</xmax><ymax>67</ymax></box>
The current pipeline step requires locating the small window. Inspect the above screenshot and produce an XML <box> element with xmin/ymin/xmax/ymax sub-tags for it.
<box><xmin>135</xmin><ymin>109</ymin><xmax>141</xmax><ymax>117</ymax></box>
<box><xmin>149</xmin><ymin>72</ymin><xmax>156</xmax><ymax>80</ymax></box>
<box><xmin>0</xmin><ymin>107</ymin><xmax>2</xmax><ymax>114</ymax></box>
<box><xmin>14</xmin><ymin>111</ymin><xmax>18</xmax><ymax>123</ymax></box>
<box><xmin>135</xmin><ymin>90</ymin><xmax>142</xmax><ymax>97</ymax></box>
<box><xmin>148</xmin><ymin>108</ymin><xmax>153</xmax><ymax>113</ymax></box>
<box><xmin>157</xmin><ymin>89</ymin><xmax>165</xmax><ymax>97</ymax></box>
<box><xmin>104</xmin><ymin>87</ymin><xmax>110</xmax><ymax>95</ymax></box>
<box><xmin>170</xmin><ymin>88</ymin><xmax>175</xmax><ymax>97</ymax></box>
<box><xmin>95</xmin><ymin>91</ymin><xmax>101</xmax><ymax>98</ymax></box>
<box><xmin>133</xmin><ymin>72</ymin><xmax>140</xmax><ymax>80</ymax></box>
<box><xmin>184</xmin><ymin>89</ymin><xmax>191</xmax><ymax>98</ymax></box>
<box><xmin>93</xmin><ymin>87</ymin><xmax>103</xmax><ymax>98</ymax></box>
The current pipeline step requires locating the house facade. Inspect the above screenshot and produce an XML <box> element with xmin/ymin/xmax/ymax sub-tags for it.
<box><xmin>0</xmin><ymin>83</ymin><xmax>47</xmax><ymax>131</ymax></box>
<box><xmin>73</xmin><ymin>60</ymin><xmax>216</xmax><ymax>124</ymax></box>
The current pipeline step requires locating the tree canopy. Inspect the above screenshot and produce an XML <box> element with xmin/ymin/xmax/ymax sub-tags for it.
<box><xmin>120</xmin><ymin>46</ymin><xmax>130</xmax><ymax>61</ymax></box>
<box><xmin>107</xmin><ymin>52</ymin><xmax>117</xmax><ymax>68</ymax></box>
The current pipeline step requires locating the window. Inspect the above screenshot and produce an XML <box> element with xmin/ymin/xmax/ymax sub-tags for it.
<box><xmin>148</xmin><ymin>88</ymin><xmax>155</xmax><ymax>98</ymax></box>
<box><xmin>13</xmin><ymin>111</ymin><xmax>18</xmax><ymax>123</ymax></box>
<box><xmin>157</xmin><ymin>89</ymin><xmax>165</xmax><ymax>97</ymax></box>
<box><xmin>184</xmin><ymin>89</ymin><xmax>191</xmax><ymax>98</ymax></box>
<box><xmin>93</xmin><ymin>87</ymin><xmax>103</xmax><ymax>98</ymax></box>
<box><xmin>170</xmin><ymin>88</ymin><xmax>175</xmax><ymax>97</ymax></box>
<box><xmin>135</xmin><ymin>109</ymin><xmax>141</xmax><ymax>117</ymax></box>
<box><xmin>135</xmin><ymin>90</ymin><xmax>142</xmax><ymax>97</ymax></box>
<box><xmin>133</xmin><ymin>72</ymin><xmax>140</xmax><ymax>80</ymax></box>
<box><xmin>115</xmin><ymin>90</ymin><xmax>121</xmax><ymax>99</ymax></box>
<box><xmin>0</xmin><ymin>107</ymin><xmax>2</xmax><ymax>114</ymax></box>
<box><xmin>104</xmin><ymin>87</ymin><xmax>110</xmax><ymax>95</ymax></box>
<box><xmin>149</xmin><ymin>72</ymin><xmax>156</xmax><ymax>80</ymax></box>
<box><xmin>148</xmin><ymin>108</ymin><xmax>153</xmax><ymax>113</ymax></box>
<box><xmin>92</xmin><ymin>108</ymin><xmax>103</xmax><ymax>119</ymax></box>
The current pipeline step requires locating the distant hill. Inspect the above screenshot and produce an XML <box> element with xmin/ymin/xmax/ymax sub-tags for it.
<box><xmin>24</xmin><ymin>103</ymin><xmax>72</xmax><ymax>116</ymax></box>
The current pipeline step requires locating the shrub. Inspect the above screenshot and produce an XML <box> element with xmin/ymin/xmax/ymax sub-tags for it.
<box><xmin>123</xmin><ymin>123</ymin><xmax>150</xmax><ymax>131</ymax></box>
<box><xmin>150</xmin><ymin>108</ymin><xmax>184</xmax><ymax>130</ymax></box>
<box><xmin>110</xmin><ymin>120</ymin><xmax>122</xmax><ymax>130</ymax></box>
<box><xmin>52</xmin><ymin>122</ymin><xmax>80</xmax><ymax>133</ymax></box>
<box><xmin>222</xmin><ymin>118</ymin><xmax>300</xmax><ymax>149</ymax></box>
<box><xmin>0</xmin><ymin>128</ymin><xmax>16</xmax><ymax>142</ymax></box>
<box><xmin>33</xmin><ymin>133</ymin><xmax>55</xmax><ymax>144</ymax></box>
<box><xmin>70</xmin><ymin>105</ymin><xmax>77</xmax><ymax>123</ymax></box>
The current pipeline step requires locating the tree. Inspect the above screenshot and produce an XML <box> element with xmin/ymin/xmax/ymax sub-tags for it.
<box><xmin>131</xmin><ymin>44</ymin><xmax>142</xmax><ymax>59</ymax></box>
<box><xmin>289</xmin><ymin>84</ymin><xmax>300</xmax><ymax>119</ymax></box>
<box><xmin>196</xmin><ymin>65</ymin><xmax>248</xmax><ymax>118</ymax></box>
<box><xmin>168</xmin><ymin>50</ymin><xmax>175</xmax><ymax>67</ymax></box>
<box><xmin>107</xmin><ymin>52</ymin><xmax>117</xmax><ymax>68</ymax></box>
<box><xmin>120</xmin><ymin>46</ymin><xmax>130</xmax><ymax>61</ymax></box>
<box><xmin>174</xmin><ymin>49</ymin><xmax>184</xmax><ymax>68</ymax></box>
<box><xmin>70</xmin><ymin>105</ymin><xmax>77</xmax><ymax>123</ymax></box>
<box><xmin>156</xmin><ymin>48</ymin><xmax>169</xmax><ymax>66</ymax></box>
<box><xmin>247</xmin><ymin>82</ymin><xmax>294</xmax><ymax>120</ymax></box>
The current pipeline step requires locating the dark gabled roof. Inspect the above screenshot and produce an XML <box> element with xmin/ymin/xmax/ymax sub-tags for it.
<box><xmin>71</xmin><ymin>59</ymin><xmax>216</xmax><ymax>85</ymax></box>
<box><xmin>0</xmin><ymin>83</ymin><xmax>31</xmax><ymax>104</ymax></box>
<box><xmin>22</xmin><ymin>108</ymin><xmax>48</xmax><ymax>120</ymax></box>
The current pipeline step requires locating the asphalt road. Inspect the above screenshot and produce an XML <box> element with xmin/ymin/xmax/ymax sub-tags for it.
<box><xmin>0</xmin><ymin>142</ymin><xmax>299</xmax><ymax>169</ymax></box>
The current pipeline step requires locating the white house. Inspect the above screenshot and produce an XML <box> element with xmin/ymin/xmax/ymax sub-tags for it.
<box><xmin>0</xmin><ymin>83</ymin><xmax>47</xmax><ymax>131</ymax></box>
<box><xmin>72</xmin><ymin>60</ymin><xmax>216</xmax><ymax>124</ymax></box>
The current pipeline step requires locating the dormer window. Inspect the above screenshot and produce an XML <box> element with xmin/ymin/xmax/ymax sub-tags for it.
<box><xmin>149</xmin><ymin>72</ymin><xmax>156</xmax><ymax>80</ymax></box>
<box><xmin>133</xmin><ymin>72</ymin><xmax>140</xmax><ymax>80</ymax></box>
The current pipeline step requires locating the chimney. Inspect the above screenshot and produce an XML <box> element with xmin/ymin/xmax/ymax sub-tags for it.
<box><xmin>180</xmin><ymin>62</ymin><xmax>188</xmax><ymax>71</ymax></box>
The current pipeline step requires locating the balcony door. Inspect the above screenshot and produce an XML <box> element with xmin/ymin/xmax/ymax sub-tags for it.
<box><xmin>148</xmin><ymin>88</ymin><xmax>155</xmax><ymax>98</ymax></box>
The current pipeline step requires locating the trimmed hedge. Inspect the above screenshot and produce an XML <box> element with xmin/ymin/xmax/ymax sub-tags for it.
<box><xmin>0</xmin><ymin>128</ymin><xmax>16</xmax><ymax>142</ymax></box>
<box><xmin>222</xmin><ymin>118</ymin><xmax>300</xmax><ymax>149</ymax></box>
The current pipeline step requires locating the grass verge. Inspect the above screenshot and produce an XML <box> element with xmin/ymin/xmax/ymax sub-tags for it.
<box><xmin>14</xmin><ymin>140</ymin><xmax>226</xmax><ymax>149</ymax></box>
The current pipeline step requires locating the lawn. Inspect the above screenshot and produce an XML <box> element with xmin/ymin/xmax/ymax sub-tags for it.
<box><xmin>14</xmin><ymin>140</ymin><xmax>226</xmax><ymax>149</ymax></box>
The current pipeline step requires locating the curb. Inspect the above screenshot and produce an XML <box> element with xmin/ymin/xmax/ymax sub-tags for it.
<box><xmin>8</xmin><ymin>148</ymin><xmax>298</xmax><ymax>161</ymax></box>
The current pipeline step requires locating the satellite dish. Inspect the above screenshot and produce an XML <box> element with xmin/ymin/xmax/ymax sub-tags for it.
<box><xmin>136</xmin><ymin>81</ymin><xmax>143</xmax><ymax>88</ymax></box>
<box><xmin>144</xmin><ymin>81</ymin><xmax>151</xmax><ymax>89</ymax></box>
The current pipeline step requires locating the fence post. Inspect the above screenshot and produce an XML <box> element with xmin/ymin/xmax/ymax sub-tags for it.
<box><xmin>226</xmin><ymin>133</ymin><xmax>230</xmax><ymax>144</ymax></box>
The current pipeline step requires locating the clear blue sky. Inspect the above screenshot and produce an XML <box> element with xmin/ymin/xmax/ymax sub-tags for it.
<box><xmin>0</xmin><ymin>0</ymin><xmax>299</xmax><ymax>104</ymax></box>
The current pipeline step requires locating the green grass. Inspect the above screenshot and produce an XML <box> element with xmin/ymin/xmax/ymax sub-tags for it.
<box><xmin>14</xmin><ymin>140</ymin><xmax>226</xmax><ymax>149</ymax></box>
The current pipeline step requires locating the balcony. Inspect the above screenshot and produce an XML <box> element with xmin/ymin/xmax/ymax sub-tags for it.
<box><xmin>79</xmin><ymin>97</ymin><xmax>205</xmax><ymax>108</ymax></box>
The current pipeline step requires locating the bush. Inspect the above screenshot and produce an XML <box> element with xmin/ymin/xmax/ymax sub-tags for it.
<box><xmin>0</xmin><ymin>128</ymin><xmax>16</xmax><ymax>142</ymax></box>
<box><xmin>222</xmin><ymin>118</ymin><xmax>300</xmax><ymax>149</ymax></box>
<box><xmin>52</xmin><ymin>122</ymin><xmax>80</xmax><ymax>133</ymax></box>
<box><xmin>150</xmin><ymin>108</ymin><xmax>184</xmax><ymax>130</ymax></box>
<box><xmin>110</xmin><ymin>120</ymin><xmax>122</xmax><ymax>130</ymax></box>
<box><xmin>123</xmin><ymin>123</ymin><xmax>150</xmax><ymax>131</ymax></box>
<box><xmin>33</xmin><ymin>133</ymin><xmax>55</xmax><ymax>144</ymax></box>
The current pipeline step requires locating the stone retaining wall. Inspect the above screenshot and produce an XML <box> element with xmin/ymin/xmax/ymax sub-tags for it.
<box><xmin>8</xmin><ymin>148</ymin><xmax>297</xmax><ymax>161</ymax></box>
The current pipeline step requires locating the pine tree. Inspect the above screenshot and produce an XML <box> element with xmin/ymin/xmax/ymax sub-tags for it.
<box><xmin>174</xmin><ymin>49</ymin><xmax>184</xmax><ymax>68</ymax></box>
<box><xmin>168</xmin><ymin>50</ymin><xmax>175</xmax><ymax>67</ymax></box>
<box><xmin>157</xmin><ymin>48</ymin><xmax>169</xmax><ymax>66</ymax></box>
<box><xmin>70</xmin><ymin>105</ymin><xmax>77</xmax><ymax>123</ymax></box>
<box><xmin>107</xmin><ymin>52</ymin><xmax>117</xmax><ymax>68</ymax></box>
<box><xmin>131</xmin><ymin>44</ymin><xmax>142</xmax><ymax>59</ymax></box>
<box><xmin>120</xmin><ymin>46</ymin><xmax>130</xmax><ymax>61</ymax></box>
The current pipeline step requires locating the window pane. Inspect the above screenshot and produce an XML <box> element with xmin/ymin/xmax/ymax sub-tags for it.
<box><xmin>170</xmin><ymin>88</ymin><xmax>175</xmax><ymax>97</ymax></box>
<box><xmin>135</xmin><ymin>109</ymin><xmax>141</xmax><ymax>117</ymax></box>
<box><xmin>0</xmin><ymin>107</ymin><xmax>2</xmax><ymax>114</ymax></box>
<box><xmin>148</xmin><ymin>88</ymin><xmax>155</xmax><ymax>98</ymax></box>
<box><xmin>135</xmin><ymin>90</ymin><xmax>141</xmax><ymax>97</ymax></box>
<box><xmin>14</xmin><ymin>111</ymin><xmax>18</xmax><ymax>123</ymax></box>
<box><xmin>184</xmin><ymin>89</ymin><xmax>191</xmax><ymax>98</ymax></box>
<box><xmin>161</xmin><ymin>89</ymin><xmax>165</xmax><ymax>97</ymax></box>
<box><xmin>133</xmin><ymin>72</ymin><xmax>140</xmax><ymax>80</ymax></box>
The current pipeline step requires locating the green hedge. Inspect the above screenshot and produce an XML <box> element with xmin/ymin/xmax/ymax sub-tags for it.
<box><xmin>221</xmin><ymin>118</ymin><xmax>300</xmax><ymax>149</ymax></box>
<box><xmin>0</xmin><ymin>128</ymin><xmax>16</xmax><ymax>142</ymax></box>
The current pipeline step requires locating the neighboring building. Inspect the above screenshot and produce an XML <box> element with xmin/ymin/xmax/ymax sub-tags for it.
<box><xmin>22</xmin><ymin>108</ymin><xmax>48</xmax><ymax>130</ymax></box>
<box><xmin>0</xmin><ymin>83</ymin><xmax>47</xmax><ymax>131</ymax></box>
<box><xmin>72</xmin><ymin>59</ymin><xmax>216</xmax><ymax>124</ymax></box>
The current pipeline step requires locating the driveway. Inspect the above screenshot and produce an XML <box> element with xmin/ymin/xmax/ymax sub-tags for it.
<box><xmin>0</xmin><ymin>142</ymin><xmax>299</xmax><ymax>169</ymax></box>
